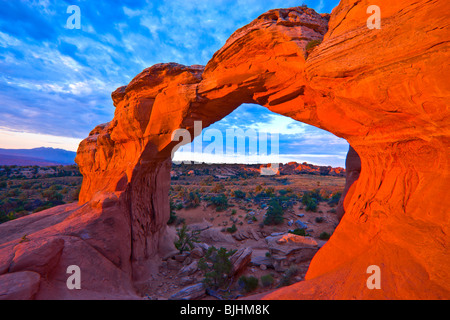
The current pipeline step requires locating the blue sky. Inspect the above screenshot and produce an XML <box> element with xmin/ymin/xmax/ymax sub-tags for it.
<box><xmin>0</xmin><ymin>0</ymin><xmax>347</xmax><ymax>166</ymax></box>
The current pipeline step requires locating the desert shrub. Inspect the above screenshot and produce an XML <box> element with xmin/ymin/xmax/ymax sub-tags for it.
<box><xmin>315</xmin><ymin>217</ymin><xmax>324</xmax><ymax>223</ymax></box>
<box><xmin>301</xmin><ymin>192</ymin><xmax>319</xmax><ymax>212</ymax></box>
<box><xmin>41</xmin><ymin>189</ymin><xmax>63</xmax><ymax>202</ymax></box>
<box><xmin>232</xmin><ymin>190</ymin><xmax>246</xmax><ymax>199</ymax></box>
<box><xmin>199</xmin><ymin>246</ymin><xmax>236</xmax><ymax>290</ymax></box>
<box><xmin>211</xmin><ymin>183</ymin><xmax>225</xmax><ymax>193</ymax></box>
<box><xmin>238</xmin><ymin>275</ymin><xmax>259</xmax><ymax>293</ymax></box>
<box><xmin>209</xmin><ymin>193</ymin><xmax>229</xmax><ymax>212</ymax></box>
<box><xmin>49</xmin><ymin>184</ymin><xmax>63</xmax><ymax>191</ymax></box>
<box><xmin>226</xmin><ymin>224</ymin><xmax>237</xmax><ymax>234</ymax></box>
<box><xmin>264</xmin><ymin>187</ymin><xmax>275</xmax><ymax>197</ymax></box>
<box><xmin>261</xmin><ymin>274</ymin><xmax>274</xmax><ymax>288</ymax></box>
<box><xmin>328</xmin><ymin>192</ymin><xmax>342</xmax><ymax>207</ymax></box>
<box><xmin>319</xmin><ymin>232</ymin><xmax>331</xmax><ymax>240</ymax></box>
<box><xmin>231</xmin><ymin>209</ymin><xmax>237</xmax><ymax>215</ymax></box>
<box><xmin>263</xmin><ymin>199</ymin><xmax>285</xmax><ymax>225</ymax></box>
<box><xmin>174</xmin><ymin>224</ymin><xmax>201</xmax><ymax>254</ymax></box>
<box><xmin>184</xmin><ymin>191</ymin><xmax>201</xmax><ymax>209</ymax></box>
<box><xmin>0</xmin><ymin>181</ymin><xmax>6</xmax><ymax>189</ymax></box>
<box><xmin>289</xmin><ymin>228</ymin><xmax>307</xmax><ymax>236</ymax></box>
<box><xmin>278</xmin><ymin>265</ymin><xmax>299</xmax><ymax>288</ymax></box>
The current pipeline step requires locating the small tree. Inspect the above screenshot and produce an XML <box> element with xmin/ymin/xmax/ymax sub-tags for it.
<box><xmin>174</xmin><ymin>224</ymin><xmax>201</xmax><ymax>254</ymax></box>
<box><xmin>264</xmin><ymin>199</ymin><xmax>285</xmax><ymax>225</ymax></box>
<box><xmin>198</xmin><ymin>246</ymin><xmax>236</xmax><ymax>290</ymax></box>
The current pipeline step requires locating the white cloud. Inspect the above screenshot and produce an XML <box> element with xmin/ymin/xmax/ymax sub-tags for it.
<box><xmin>0</xmin><ymin>127</ymin><xmax>82</xmax><ymax>151</ymax></box>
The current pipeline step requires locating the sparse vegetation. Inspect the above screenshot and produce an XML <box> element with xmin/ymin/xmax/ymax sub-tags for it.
<box><xmin>174</xmin><ymin>224</ymin><xmax>201</xmax><ymax>254</ymax></box>
<box><xmin>260</xmin><ymin>274</ymin><xmax>274</xmax><ymax>288</ymax></box>
<box><xmin>238</xmin><ymin>275</ymin><xmax>259</xmax><ymax>293</ymax></box>
<box><xmin>319</xmin><ymin>232</ymin><xmax>332</xmax><ymax>240</ymax></box>
<box><xmin>0</xmin><ymin>165</ymin><xmax>82</xmax><ymax>224</ymax></box>
<box><xmin>226</xmin><ymin>223</ymin><xmax>237</xmax><ymax>234</ymax></box>
<box><xmin>198</xmin><ymin>246</ymin><xmax>236</xmax><ymax>290</ymax></box>
<box><xmin>278</xmin><ymin>265</ymin><xmax>299</xmax><ymax>288</ymax></box>
<box><xmin>263</xmin><ymin>198</ymin><xmax>285</xmax><ymax>225</ymax></box>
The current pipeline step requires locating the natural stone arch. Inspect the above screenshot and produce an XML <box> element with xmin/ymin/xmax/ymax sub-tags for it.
<box><xmin>75</xmin><ymin>1</ymin><xmax>450</xmax><ymax>299</ymax></box>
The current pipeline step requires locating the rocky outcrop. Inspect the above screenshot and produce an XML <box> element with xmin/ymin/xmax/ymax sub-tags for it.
<box><xmin>0</xmin><ymin>0</ymin><xmax>448</xmax><ymax>299</ymax></box>
<box><xmin>266</xmin><ymin>234</ymin><xmax>319</xmax><ymax>272</ymax></box>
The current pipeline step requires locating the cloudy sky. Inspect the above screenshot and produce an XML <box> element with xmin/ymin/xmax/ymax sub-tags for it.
<box><xmin>0</xmin><ymin>0</ymin><xmax>347</xmax><ymax>167</ymax></box>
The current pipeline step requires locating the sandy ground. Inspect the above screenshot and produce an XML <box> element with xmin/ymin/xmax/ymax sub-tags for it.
<box><xmin>141</xmin><ymin>198</ymin><xmax>339</xmax><ymax>300</ymax></box>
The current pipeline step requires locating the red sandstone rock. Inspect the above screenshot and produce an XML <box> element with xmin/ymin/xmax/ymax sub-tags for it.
<box><xmin>0</xmin><ymin>271</ymin><xmax>41</xmax><ymax>300</ymax></box>
<box><xmin>9</xmin><ymin>237</ymin><xmax>65</xmax><ymax>276</ymax></box>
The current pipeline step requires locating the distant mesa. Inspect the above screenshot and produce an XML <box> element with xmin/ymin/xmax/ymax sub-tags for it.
<box><xmin>0</xmin><ymin>147</ymin><xmax>76</xmax><ymax>166</ymax></box>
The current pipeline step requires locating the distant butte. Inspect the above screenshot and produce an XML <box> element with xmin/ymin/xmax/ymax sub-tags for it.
<box><xmin>0</xmin><ymin>0</ymin><xmax>449</xmax><ymax>299</ymax></box>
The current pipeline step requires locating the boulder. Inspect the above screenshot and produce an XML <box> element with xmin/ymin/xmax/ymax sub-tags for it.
<box><xmin>266</xmin><ymin>233</ymin><xmax>318</xmax><ymax>272</ymax></box>
<box><xmin>9</xmin><ymin>237</ymin><xmax>65</xmax><ymax>276</ymax></box>
<box><xmin>169</xmin><ymin>283</ymin><xmax>205</xmax><ymax>300</ymax></box>
<box><xmin>179</xmin><ymin>260</ymin><xmax>198</xmax><ymax>277</ymax></box>
<box><xmin>230</xmin><ymin>247</ymin><xmax>252</xmax><ymax>276</ymax></box>
<box><xmin>0</xmin><ymin>271</ymin><xmax>41</xmax><ymax>300</ymax></box>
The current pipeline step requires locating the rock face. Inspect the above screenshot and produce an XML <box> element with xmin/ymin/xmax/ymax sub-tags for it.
<box><xmin>0</xmin><ymin>1</ymin><xmax>449</xmax><ymax>299</ymax></box>
<box><xmin>266</xmin><ymin>234</ymin><xmax>318</xmax><ymax>272</ymax></box>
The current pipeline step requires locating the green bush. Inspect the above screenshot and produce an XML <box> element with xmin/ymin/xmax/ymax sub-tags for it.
<box><xmin>328</xmin><ymin>192</ymin><xmax>342</xmax><ymax>207</ymax></box>
<box><xmin>199</xmin><ymin>246</ymin><xmax>236</xmax><ymax>290</ymax></box>
<box><xmin>233</xmin><ymin>190</ymin><xmax>246</xmax><ymax>199</ymax></box>
<box><xmin>41</xmin><ymin>189</ymin><xmax>63</xmax><ymax>202</ymax></box>
<box><xmin>226</xmin><ymin>224</ymin><xmax>237</xmax><ymax>234</ymax></box>
<box><xmin>238</xmin><ymin>275</ymin><xmax>259</xmax><ymax>293</ymax></box>
<box><xmin>184</xmin><ymin>191</ymin><xmax>201</xmax><ymax>209</ymax></box>
<box><xmin>263</xmin><ymin>199</ymin><xmax>284</xmax><ymax>225</ymax></box>
<box><xmin>315</xmin><ymin>217</ymin><xmax>324</xmax><ymax>223</ymax></box>
<box><xmin>174</xmin><ymin>224</ymin><xmax>201</xmax><ymax>254</ymax></box>
<box><xmin>261</xmin><ymin>274</ymin><xmax>274</xmax><ymax>288</ymax></box>
<box><xmin>278</xmin><ymin>265</ymin><xmax>299</xmax><ymax>288</ymax></box>
<box><xmin>210</xmin><ymin>194</ymin><xmax>229</xmax><ymax>212</ymax></box>
<box><xmin>319</xmin><ymin>232</ymin><xmax>331</xmax><ymax>240</ymax></box>
<box><xmin>301</xmin><ymin>192</ymin><xmax>318</xmax><ymax>212</ymax></box>
<box><xmin>289</xmin><ymin>228</ymin><xmax>308</xmax><ymax>236</ymax></box>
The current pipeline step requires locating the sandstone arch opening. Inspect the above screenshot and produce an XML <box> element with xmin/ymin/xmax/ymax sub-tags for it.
<box><xmin>165</xmin><ymin>102</ymin><xmax>355</xmax><ymax>293</ymax></box>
